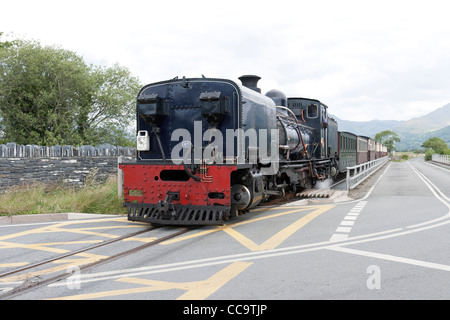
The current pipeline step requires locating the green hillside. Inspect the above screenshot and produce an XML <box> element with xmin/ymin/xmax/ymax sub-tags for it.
<box><xmin>331</xmin><ymin>103</ymin><xmax>450</xmax><ymax>151</ymax></box>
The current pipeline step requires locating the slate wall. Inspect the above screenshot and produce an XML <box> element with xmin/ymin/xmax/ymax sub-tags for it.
<box><xmin>0</xmin><ymin>143</ymin><xmax>136</xmax><ymax>190</ymax></box>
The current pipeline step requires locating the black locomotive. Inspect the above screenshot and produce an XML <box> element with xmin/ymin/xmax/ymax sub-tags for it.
<box><xmin>119</xmin><ymin>75</ymin><xmax>385</xmax><ymax>226</ymax></box>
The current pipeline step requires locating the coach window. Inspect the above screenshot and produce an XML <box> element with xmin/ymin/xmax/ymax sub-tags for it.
<box><xmin>307</xmin><ymin>104</ymin><xmax>318</xmax><ymax>118</ymax></box>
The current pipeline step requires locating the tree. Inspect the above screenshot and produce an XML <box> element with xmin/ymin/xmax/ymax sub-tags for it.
<box><xmin>375</xmin><ymin>130</ymin><xmax>400</xmax><ymax>153</ymax></box>
<box><xmin>79</xmin><ymin>63</ymin><xmax>140</xmax><ymax>146</ymax></box>
<box><xmin>0</xmin><ymin>32</ymin><xmax>15</xmax><ymax>49</ymax></box>
<box><xmin>0</xmin><ymin>38</ymin><xmax>141</xmax><ymax>146</ymax></box>
<box><xmin>421</xmin><ymin>137</ymin><xmax>449</xmax><ymax>154</ymax></box>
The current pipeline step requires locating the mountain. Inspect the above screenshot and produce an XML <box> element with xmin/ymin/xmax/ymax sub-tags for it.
<box><xmin>396</xmin><ymin>126</ymin><xmax>450</xmax><ymax>151</ymax></box>
<box><xmin>331</xmin><ymin>116</ymin><xmax>401</xmax><ymax>137</ymax></box>
<box><xmin>396</xmin><ymin>103</ymin><xmax>450</xmax><ymax>134</ymax></box>
<box><xmin>330</xmin><ymin>103</ymin><xmax>450</xmax><ymax>151</ymax></box>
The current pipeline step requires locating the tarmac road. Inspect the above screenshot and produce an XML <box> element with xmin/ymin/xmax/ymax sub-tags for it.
<box><xmin>1</xmin><ymin>157</ymin><xmax>449</xmax><ymax>301</ymax></box>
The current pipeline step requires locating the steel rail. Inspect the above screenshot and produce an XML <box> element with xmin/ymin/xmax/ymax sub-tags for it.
<box><xmin>0</xmin><ymin>228</ymin><xmax>191</xmax><ymax>300</ymax></box>
<box><xmin>0</xmin><ymin>228</ymin><xmax>155</xmax><ymax>279</ymax></box>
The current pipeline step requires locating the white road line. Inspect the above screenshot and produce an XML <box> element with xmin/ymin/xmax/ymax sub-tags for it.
<box><xmin>408</xmin><ymin>161</ymin><xmax>450</xmax><ymax>206</ymax></box>
<box><xmin>335</xmin><ymin>226</ymin><xmax>352</xmax><ymax>233</ymax></box>
<box><xmin>47</xmin><ymin>217</ymin><xmax>450</xmax><ymax>288</ymax></box>
<box><xmin>406</xmin><ymin>162</ymin><xmax>450</xmax><ymax>230</ymax></box>
<box><xmin>4</xmin><ymin>160</ymin><xmax>450</xmax><ymax>294</ymax></box>
<box><xmin>357</xmin><ymin>162</ymin><xmax>392</xmax><ymax>201</ymax></box>
<box><xmin>45</xmin><ymin>211</ymin><xmax>450</xmax><ymax>289</ymax></box>
<box><xmin>328</xmin><ymin>246</ymin><xmax>450</xmax><ymax>272</ymax></box>
<box><xmin>426</xmin><ymin>160</ymin><xmax>450</xmax><ymax>173</ymax></box>
<box><xmin>328</xmin><ymin>234</ymin><xmax>349</xmax><ymax>242</ymax></box>
<box><xmin>330</xmin><ymin>200</ymin><xmax>368</xmax><ymax>241</ymax></box>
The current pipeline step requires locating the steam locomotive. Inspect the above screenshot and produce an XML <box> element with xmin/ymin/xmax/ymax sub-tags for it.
<box><xmin>119</xmin><ymin>75</ymin><xmax>386</xmax><ymax>226</ymax></box>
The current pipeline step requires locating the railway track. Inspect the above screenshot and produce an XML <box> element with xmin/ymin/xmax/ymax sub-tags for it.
<box><xmin>0</xmin><ymin>174</ymin><xmax>348</xmax><ymax>300</ymax></box>
<box><xmin>259</xmin><ymin>174</ymin><xmax>347</xmax><ymax>207</ymax></box>
<box><xmin>0</xmin><ymin>226</ymin><xmax>192</xmax><ymax>300</ymax></box>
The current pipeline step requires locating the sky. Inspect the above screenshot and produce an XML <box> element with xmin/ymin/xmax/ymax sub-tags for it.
<box><xmin>1</xmin><ymin>0</ymin><xmax>450</xmax><ymax>121</ymax></box>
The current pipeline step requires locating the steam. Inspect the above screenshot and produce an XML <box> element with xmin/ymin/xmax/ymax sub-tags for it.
<box><xmin>315</xmin><ymin>178</ymin><xmax>332</xmax><ymax>189</ymax></box>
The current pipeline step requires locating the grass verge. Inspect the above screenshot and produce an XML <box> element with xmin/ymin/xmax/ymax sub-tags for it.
<box><xmin>0</xmin><ymin>175</ymin><xmax>127</xmax><ymax>216</ymax></box>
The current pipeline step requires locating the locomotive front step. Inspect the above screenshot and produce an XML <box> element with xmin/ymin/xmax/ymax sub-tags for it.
<box><xmin>126</xmin><ymin>203</ymin><xmax>231</xmax><ymax>226</ymax></box>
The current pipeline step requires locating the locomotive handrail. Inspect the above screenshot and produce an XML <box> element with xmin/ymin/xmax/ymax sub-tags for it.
<box><xmin>431</xmin><ymin>154</ymin><xmax>450</xmax><ymax>165</ymax></box>
<box><xmin>346</xmin><ymin>156</ymin><xmax>390</xmax><ymax>192</ymax></box>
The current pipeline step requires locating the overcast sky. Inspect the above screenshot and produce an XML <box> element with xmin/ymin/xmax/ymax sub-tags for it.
<box><xmin>2</xmin><ymin>0</ymin><xmax>450</xmax><ymax>121</ymax></box>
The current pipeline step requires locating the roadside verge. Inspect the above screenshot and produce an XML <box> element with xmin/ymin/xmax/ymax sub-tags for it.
<box><xmin>0</xmin><ymin>213</ymin><xmax>123</xmax><ymax>225</ymax></box>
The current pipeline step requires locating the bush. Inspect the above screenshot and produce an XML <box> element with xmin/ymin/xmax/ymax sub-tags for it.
<box><xmin>424</xmin><ymin>149</ymin><xmax>434</xmax><ymax>161</ymax></box>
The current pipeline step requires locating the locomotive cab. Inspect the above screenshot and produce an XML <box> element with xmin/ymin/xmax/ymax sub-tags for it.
<box><xmin>287</xmin><ymin>97</ymin><xmax>335</xmax><ymax>160</ymax></box>
<box><xmin>287</xmin><ymin>97</ymin><xmax>339</xmax><ymax>178</ymax></box>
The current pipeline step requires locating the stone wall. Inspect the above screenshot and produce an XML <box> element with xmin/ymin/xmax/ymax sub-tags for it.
<box><xmin>0</xmin><ymin>143</ymin><xmax>136</xmax><ymax>190</ymax></box>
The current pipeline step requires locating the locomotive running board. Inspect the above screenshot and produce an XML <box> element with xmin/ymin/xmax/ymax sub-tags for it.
<box><xmin>125</xmin><ymin>203</ymin><xmax>231</xmax><ymax>226</ymax></box>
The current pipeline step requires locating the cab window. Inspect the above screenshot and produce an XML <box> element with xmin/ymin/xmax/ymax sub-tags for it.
<box><xmin>307</xmin><ymin>104</ymin><xmax>318</xmax><ymax>118</ymax></box>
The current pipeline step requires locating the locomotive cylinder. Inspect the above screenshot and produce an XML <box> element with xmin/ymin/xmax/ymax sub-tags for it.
<box><xmin>266</xmin><ymin>89</ymin><xmax>307</xmax><ymax>156</ymax></box>
<box><xmin>277</xmin><ymin>120</ymin><xmax>300</xmax><ymax>151</ymax></box>
<box><xmin>275</xmin><ymin>106</ymin><xmax>311</xmax><ymax>159</ymax></box>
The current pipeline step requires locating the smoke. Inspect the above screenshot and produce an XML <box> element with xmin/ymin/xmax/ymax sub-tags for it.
<box><xmin>315</xmin><ymin>178</ymin><xmax>332</xmax><ymax>190</ymax></box>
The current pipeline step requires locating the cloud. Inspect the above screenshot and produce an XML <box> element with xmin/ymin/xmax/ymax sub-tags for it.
<box><xmin>1</xmin><ymin>0</ymin><xmax>450</xmax><ymax>121</ymax></box>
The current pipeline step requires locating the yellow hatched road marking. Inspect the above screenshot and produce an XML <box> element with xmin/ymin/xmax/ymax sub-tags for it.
<box><xmin>47</xmin><ymin>261</ymin><xmax>253</xmax><ymax>300</ymax></box>
<box><xmin>0</xmin><ymin>240</ymin><xmax>71</xmax><ymax>254</ymax></box>
<box><xmin>1</xmin><ymin>252</ymin><xmax>108</xmax><ymax>282</ymax></box>
<box><xmin>0</xmin><ymin>217</ymin><xmax>127</xmax><ymax>242</ymax></box>
<box><xmin>162</xmin><ymin>206</ymin><xmax>319</xmax><ymax>245</ymax></box>
<box><xmin>222</xmin><ymin>205</ymin><xmax>333</xmax><ymax>251</ymax></box>
<box><xmin>0</xmin><ymin>217</ymin><xmax>141</xmax><ymax>282</ymax></box>
<box><xmin>163</xmin><ymin>205</ymin><xmax>334</xmax><ymax>251</ymax></box>
<box><xmin>2</xmin><ymin>205</ymin><xmax>334</xmax><ymax>299</ymax></box>
<box><xmin>0</xmin><ymin>262</ymin><xmax>29</xmax><ymax>268</ymax></box>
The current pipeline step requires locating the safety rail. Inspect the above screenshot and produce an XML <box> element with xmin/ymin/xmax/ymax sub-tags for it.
<box><xmin>432</xmin><ymin>154</ymin><xmax>450</xmax><ymax>165</ymax></box>
<box><xmin>346</xmin><ymin>156</ymin><xmax>390</xmax><ymax>191</ymax></box>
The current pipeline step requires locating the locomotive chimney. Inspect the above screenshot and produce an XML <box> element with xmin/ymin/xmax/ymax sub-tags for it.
<box><xmin>238</xmin><ymin>75</ymin><xmax>261</xmax><ymax>93</ymax></box>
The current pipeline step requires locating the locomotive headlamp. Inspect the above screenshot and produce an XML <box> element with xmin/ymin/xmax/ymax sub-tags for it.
<box><xmin>137</xmin><ymin>93</ymin><xmax>166</xmax><ymax>125</ymax></box>
<box><xmin>199</xmin><ymin>91</ymin><xmax>228</xmax><ymax>126</ymax></box>
<box><xmin>136</xmin><ymin>130</ymin><xmax>150</xmax><ymax>151</ymax></box>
